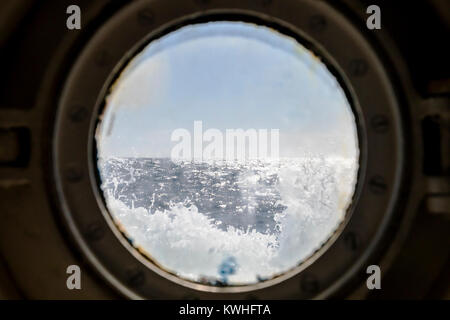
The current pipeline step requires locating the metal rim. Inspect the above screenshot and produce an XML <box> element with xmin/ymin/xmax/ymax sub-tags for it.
<box><xmin>53</xmin><ymin>0</ymin><xmax>404</xmax><ymax>299</ymax></box>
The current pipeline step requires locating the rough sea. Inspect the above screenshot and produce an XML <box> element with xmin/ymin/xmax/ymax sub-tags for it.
<box><xmin>98</xmin><ymin>157</ymin><xmax>357</xmax><ymax>285</ymax></box>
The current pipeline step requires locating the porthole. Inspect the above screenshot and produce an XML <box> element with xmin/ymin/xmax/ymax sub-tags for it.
<box><xmin>95</xmin><ymin>21</ymin><xmax>359</xmax><ymax>286</ymax></box>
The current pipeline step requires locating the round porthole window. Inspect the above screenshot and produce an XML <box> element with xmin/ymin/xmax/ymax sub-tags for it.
<box><xmin>95</xmin><ymin>21</ymin><xmax>359</xmax><ymax>286</ymax></box>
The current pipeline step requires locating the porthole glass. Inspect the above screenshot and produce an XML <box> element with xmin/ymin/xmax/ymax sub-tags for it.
<box><xmin>95</xmin><ymin>21</ymin><xmax>359</xmax><ymax>286</ymax></box>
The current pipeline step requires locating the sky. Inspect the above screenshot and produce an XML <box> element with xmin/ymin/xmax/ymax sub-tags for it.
<box><xmin>96</xmin><ymin>21</ymin><xmax>358</xmax><ymax>160</ymax></box>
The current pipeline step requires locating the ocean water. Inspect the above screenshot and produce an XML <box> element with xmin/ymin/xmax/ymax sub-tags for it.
<box><xmin>98</xmin><ymin>157</ymin><xmax>357</xmax><ymax>285</ymax></box>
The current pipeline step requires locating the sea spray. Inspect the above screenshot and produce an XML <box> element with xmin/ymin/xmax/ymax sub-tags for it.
<box><xmin>100</xmin><ymin>157</ymin><xmax>357</xmax><ymax>284</ymax></box>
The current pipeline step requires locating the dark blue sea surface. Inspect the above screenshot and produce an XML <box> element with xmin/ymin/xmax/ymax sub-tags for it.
<box><xmin>99</xmin><ymin>158</ymin><xmax>287</xmax><ymax>234</ymax></box>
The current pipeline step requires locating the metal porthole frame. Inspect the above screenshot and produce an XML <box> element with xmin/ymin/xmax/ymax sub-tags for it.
<box><xmin>53</xmin><ymin>0</ymin><xmax>406</xmax><ymax>299</ymax></box>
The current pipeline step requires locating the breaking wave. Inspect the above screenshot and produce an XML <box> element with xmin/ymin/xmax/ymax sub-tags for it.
<box><xmin>99</xmin><ymin>157</ymin><xmax>357</xmax><ymax>285</ymax></box>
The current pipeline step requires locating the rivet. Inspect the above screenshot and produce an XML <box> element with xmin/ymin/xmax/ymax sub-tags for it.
<box><xmin>308</xmin><ymin>15</ymin><xmax>327</xmax><ymax>33</ymax></box>
<box><xmin>343</xmin><ymin>231</ymin><xmax>360</xmax><ymax>251</ymax></box>
<box><xmin>69</xmin><ymin>106</ymin><xmax>88</xmax><ymax>123</ymax></box>
<box><xmin>349</xmin><ymin>59</ymin><xmax>368</xmax><ymax>77</ymax></box>
<box><xmin>85</xmin><ymin>222</ymin><xmax>105</xmax><ymax>242</ymax></box>
<box><xmin>369</xmin><ymin>175</ymin><xmax>387</xmax><ymax>194</ymax></box>
<box><xmin>137</xmin><ymin>9</ymin><xmax>154</xmax><ymax>25</ymax></box>
<box><xmin>65</xmin><ymin>164</ymin><xmax>82</xmax><ymax>182</ymax></box>
<box><xmin>301</xmin><ymin>274</ymin><xmax>319</xmax><ymax>294</ymax></box>
<box><xmin>371</xmin><ymin>115</ymin><xmax>390</xmax><ymax>133</ymax></box>
<box><xmin>95</xmin><ymin>51</ymin><xmax>111</xmax><ymax>67</ymax></box>
<box><xmin>126</xmin><ymin>269</ymin><xmax>145</xmax><ymax>287</ymax></box>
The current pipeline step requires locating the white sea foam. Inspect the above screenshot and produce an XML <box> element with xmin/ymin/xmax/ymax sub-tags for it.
<box><xmin>102</xmin><ymin>157</ymin><xmax>358</xmax><ymax>285</ymax></box>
